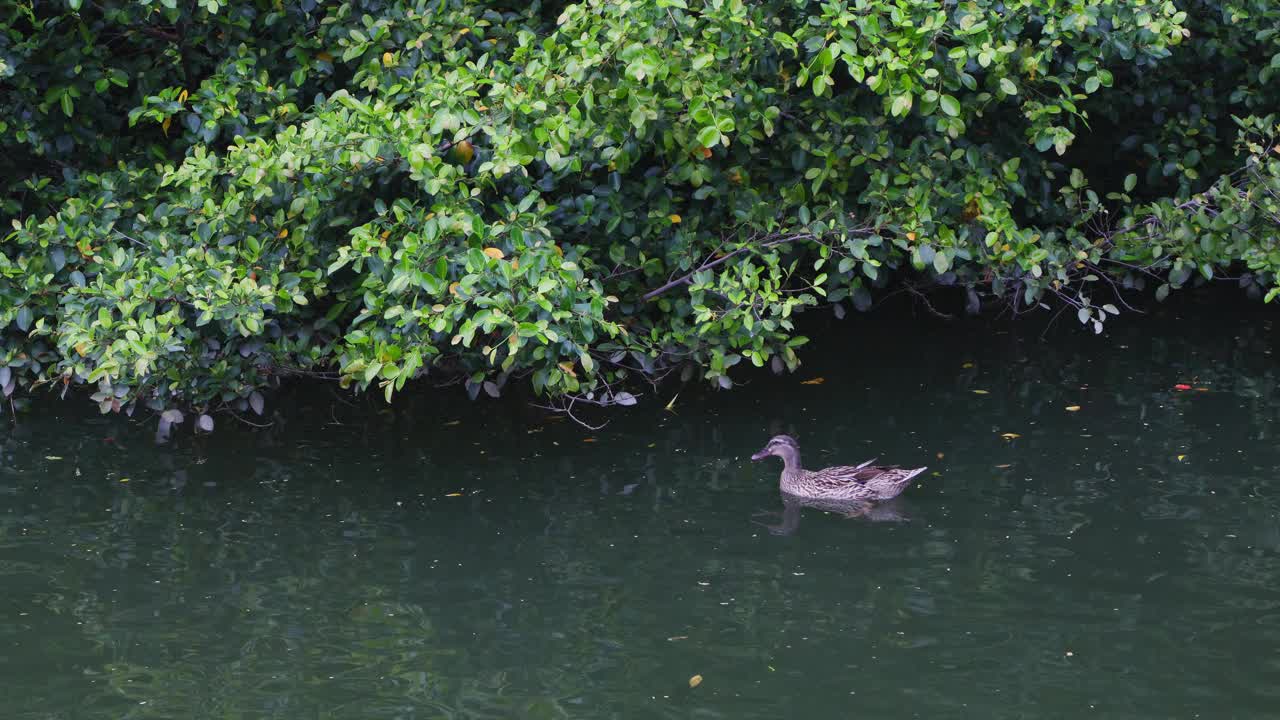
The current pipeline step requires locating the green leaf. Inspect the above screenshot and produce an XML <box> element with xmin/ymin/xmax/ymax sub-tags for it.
<box><xmin>696</xmin><ymin>125</ymin><xmax>721</xmax><ymax>148</ymax></box>
<box><xmin>939</xmin><ymin>95</ymin><xmax>961</xmax><ymax>117</ymax></box>
<box><xmin>890</xmin><ymin>94</ymin><xmax>913</xmax><ymax>117</ymax></box>
<box><xmin>998</xmin><ymin>78</ymin><xmax>1017</xmax><ymax>95</ymax></box>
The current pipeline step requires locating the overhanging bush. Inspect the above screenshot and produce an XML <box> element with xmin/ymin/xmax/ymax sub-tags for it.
<box><xmin>2</xmin><ymin>0</ymin><xmax>1278</xmax><ymax>429</ymax></box>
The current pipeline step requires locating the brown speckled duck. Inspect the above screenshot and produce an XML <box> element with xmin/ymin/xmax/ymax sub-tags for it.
<box><xmin>751</xmin><ymin>434</ymin><xmax>926</xmax><ymax>502</ymax></box>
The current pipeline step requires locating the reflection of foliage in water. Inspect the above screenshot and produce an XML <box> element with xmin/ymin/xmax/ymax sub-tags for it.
<box><xmin>2</xmin><ymin>304</ymin><xmax>1279</xmax><ymax>718</ymax></box>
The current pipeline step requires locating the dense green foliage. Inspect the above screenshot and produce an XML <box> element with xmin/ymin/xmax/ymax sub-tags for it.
<box><xmin>2</xmin><ymin>0</ymin><xmax>1279</xmax><ymax>428</ymax></box>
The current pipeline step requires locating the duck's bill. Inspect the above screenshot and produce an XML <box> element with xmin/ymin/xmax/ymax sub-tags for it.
<box><xmin>750</xmin><ymin>450</ymin><xmax>770</xmax><ymax>461</ymax></box>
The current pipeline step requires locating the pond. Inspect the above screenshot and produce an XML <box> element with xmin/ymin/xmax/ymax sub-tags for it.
<box><xmin>3</xmin><ymin>298</ymin><xmax>1279</xmax><ymax>718</ymax></box>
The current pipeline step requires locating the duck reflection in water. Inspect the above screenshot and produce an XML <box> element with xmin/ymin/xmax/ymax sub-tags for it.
<box><xmin>753</xmin><ymin>495</ymin><xmax>911</xmax><ymax>536</ymax></box>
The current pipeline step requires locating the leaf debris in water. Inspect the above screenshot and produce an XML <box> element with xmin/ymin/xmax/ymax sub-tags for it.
<box><xmin>800</xmin><ymin>377</ymin><xmax>825</xmax><ymax>385</ymax></box>
<box><xmin>688</xmin><ymin>674</ymin><xmax>703</xmax><ymax>688</ymax></box>
<box><xmin>1000</xmin><ymin>432</ymin><xmax>1021</xmax><ymax>440</ymax></box>
<box><xmin>972</xmin><ymin>389</ymin><xmax>990</xmax><ymax>395</ymax></box>
<box><xmin>1065</xmin><ymin>405</ymin><xmax>1081</xmax><ymax>412</ymax></box>
<box><xmin>667</xmin><ymin>635</ymin><xmax>688</xmax><ymax>641</ymax></box>
<box><xmin>45</xmin><ymin>456</ymin><xmax>63</xmax><ymax>460</ymax></box>
<box><xmin>445</xmin><ymin>492</ymin><xmax>463</xmax><ymax>497</ymax></box>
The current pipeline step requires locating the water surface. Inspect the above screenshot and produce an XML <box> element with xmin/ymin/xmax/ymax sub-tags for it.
<box><xmin>3</xmin><ymin>302</ymin><xmax>1279</xmax><ymax>718</ymax></box>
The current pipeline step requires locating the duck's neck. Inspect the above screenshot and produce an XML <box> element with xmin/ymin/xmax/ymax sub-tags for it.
<box><xmin>777</xmin><ymin>446</ymin><xmax>803</xmax><ymax>476</ymax></box>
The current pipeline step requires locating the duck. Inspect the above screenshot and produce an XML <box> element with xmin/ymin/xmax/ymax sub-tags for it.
<box><xmin>750</xmin><ymin>434</ymin><xmax>926</xmax><ymax>502</ymax></box>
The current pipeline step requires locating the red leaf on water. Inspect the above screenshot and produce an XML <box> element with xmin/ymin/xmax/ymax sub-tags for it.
<box><xmin>1173</xmin><ymin>384</ymin><xmax>1192</xmax><ymax>391</ymax></box>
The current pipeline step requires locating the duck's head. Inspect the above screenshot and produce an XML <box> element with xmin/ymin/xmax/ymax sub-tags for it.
<box><xmin>751</xmin><ymin>434</ymin><xmax>799</xmax><ymax>462</ymax></box>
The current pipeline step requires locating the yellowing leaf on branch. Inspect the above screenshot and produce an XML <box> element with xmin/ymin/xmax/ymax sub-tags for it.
<box><xmin>483</xmin><ymin>247</ymin><xmax>505</xmax><ymax>260</ymax></box>
<box><xmin>668</xmin><ymin>214</ymin><xmax>682</xmax><ymax>224</ymax></box>
<box><xmin>448</xmin><ymin>282</ymin><xmax>460</xmax><ymax>296</ymax></box>
<box><xmin>317</xmin><ymin>51</ymin><xmax>334</xmax><ymax>62</ymax></box>
<box><xmin>906</xmin><ymin>231</ymin><xmax>917</xmax><ymax>242</ymax></box>
<box><xmin>161</xmin><ymin>117</ymin><xmax>171</xmax><ymax>136</ymax></box>
<box><xmin>558</xmin><ymin>361</ymin><xmax>576</xmax><ymax>378</ymax></box>
<box><xmin>382</xmin><ymin>52</ymin><xmax>394</xmax><ymax>67</ymax></box>
<box><xmin>178</xmin><ymin>89</ymin><xmax>189</xmax><ymax>104</ymax></box>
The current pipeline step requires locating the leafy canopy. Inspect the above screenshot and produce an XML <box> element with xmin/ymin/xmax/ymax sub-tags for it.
<box><xmin>2</xmin><ymin>0</ymin><xmax>1279</xmax><ymax>429</ymax></box>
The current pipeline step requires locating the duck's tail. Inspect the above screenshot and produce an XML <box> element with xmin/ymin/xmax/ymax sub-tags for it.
<box><xmin>886</xmin><ymin>466</ymin><xmax>928</xmax><ymax>498</ymax></box>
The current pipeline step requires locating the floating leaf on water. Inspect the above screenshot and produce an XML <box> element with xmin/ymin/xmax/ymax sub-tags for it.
<box><xmin>119</xmin><ymin>478</ymin><xmax>130</xmax><ymax>483</ymax></box>
<box><xmin>1064</xmin><ymin>405</ymin><xmax>1081</xmax><ymax>412</ymax></box>
<box><xmin>1000</xmin><ymin>433</ymin><xmax>1021</xmax><ymax>440</ymax></box>
<box><xmin>583</xmin><ymin>438</ymin><xmax>597</xmax><ymax>443</ymax></box>
<box><xmin>1195</xmin><ymin>387</ymin><xmax>1209</xmax><ymax>392</ymax></box>
<box><xmin>800</xmin><ymin>377</ymin><xmax>825</xmax><ymax>385</ymax></box>
<box><xmin>972</xmin><ymin>389</ymin><xmax>990</xmax><ymax>395</ymax></box>
<box><xmin>665</xmin><ymin>393</ymin><xmax>679</xmax><ymax>413</ymax></box>
<box><xmin>45</xmin><ymin>456</ymin><xmax>63</xmax><ymax>461</ymax></box>
<box><xmin>961</xmin><ymin>362</ymin><xmax>974</xmax><ymax>369</ymax></box>
<box><xmin>936</xmin><ymin>452</ymin><xmax>945</xmax><ymax>459</ymax></box>
<box><xmin>688</xmin><ymin>675</ymin><xmax>703</xmax><ymax>688</ymax></box>
<box><xmin>995</xmin><ymin>463</ymin><xmax>1012</xmax><ymax>469</ymax></box>
<box><xmin>667</xmin><ymin>636</ymin><xmax>688</xmax><ymax>641</ymax></box>
<box><xmin>1173</xmin><ymin>383</ymin><xmax>1192</xmax><ymax>391</ymax></box>
<box><xmin>445</xmin><ymin>492</ymin><xmax>463</xmax><ymax>497</ymax></box>
<box><xmin>444</xmin><ymin>420</ymin><xmax>462</xmax><ymax>426</ymax></box>
<box><xmin>1176</xmin><ymin>454</ymin><xmax>1186</xmax><ymax>461</ymax></box>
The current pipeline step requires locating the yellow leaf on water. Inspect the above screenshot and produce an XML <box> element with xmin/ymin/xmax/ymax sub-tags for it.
<box><xmin>45</xmin><ymin>456</ymin><xmax>63</xmax><ymax>461</ymax></box>
<box><xmin>995</xmin><ymin>463</ymin><xmax>1012</xmax><ymax>469</ymax></box>
<box><xmin>961</xmin><ymin>362</ymin><xmax>974</xmax><ymax>369</ymax></box>
<box><xmin>688</xmin><ymin>675</ymin><xmax>703</xmax><ymax>688</ymax></box>
<box><xmin>668</xmin><ymin>214</ymin><xmax>682</xmax><ymax>224</ymax></box>
<box><xmin>1065</xmin><ymin>405</ymin><xmax>1081</xmax><ymax>412</ymax></box>
<box><xmin>972</xmin><ymin>389</ymin><xmax>990</xmax><ymax>395</ymax></box>
<box><xmin>667</xmin><ymin>635</ymin><xmax>688</xmax><ymax>641</ymax></box>
<box><xmin>1000</xmin><ymin>433</ymin><xmax>1021</xmax><ymax>440</ymax></box>
<box><xmin>800</xmin><ymin>377</ymin><xmax>826</xmax><ymax>385</ymax></box>
<box><xmin>445</xmin><ymin>492</ymin><xmax>463</xmax><ymax>497</ymax></box>
<box><xmin>483</xmin><ymin>247</ymin><xmax>505</xmax><ymax>260</ymax></box>
<box><xmin>1176</xmin><ymin>454</ymin><xmax>1186</xmax><ymax>461</ymax></box>
<box><xmin>444</xmin><ymin>420</ymin><xmax>461</xmax><ymax>426</ymax></box>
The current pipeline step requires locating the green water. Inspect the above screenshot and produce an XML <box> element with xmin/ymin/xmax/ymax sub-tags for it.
<box><xmin>4</xmin><ymin>303</ymin><xmax>1280</xmax><ymax>719</ymax></box>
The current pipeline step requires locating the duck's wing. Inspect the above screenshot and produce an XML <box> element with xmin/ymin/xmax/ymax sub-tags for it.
<box><xmin>809</xmin><ymin>464</ymin><xmax>897</xmax><ymax>488</ymax></box>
